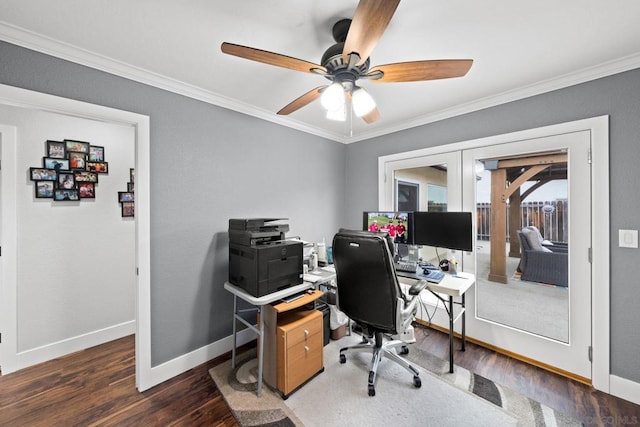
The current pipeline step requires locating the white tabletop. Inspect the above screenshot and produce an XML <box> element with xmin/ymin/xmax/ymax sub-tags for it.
<box><xmin>224</xmin><ymin>281</ymin><xmax>313</xmax><ymax>305</ymax></box>
<box><xmin>399</xmin><ymin>272</ymin><xmax>475</xmax><ymax>297</ymax></box>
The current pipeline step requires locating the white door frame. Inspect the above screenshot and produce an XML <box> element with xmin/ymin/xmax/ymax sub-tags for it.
<box><xmin>378</xmin><ymin>116</ymin><xmax>610</xmax><ymax>393</ymax></box>
<box><xmin>0</xmin><ymin>84</ymin><xmax>154</xmax><ymax>391</ymax></box>
<box><xmin>0</xmin><ymin>123</ymin><xmax>18</xmax><ymax>373</ymax></box>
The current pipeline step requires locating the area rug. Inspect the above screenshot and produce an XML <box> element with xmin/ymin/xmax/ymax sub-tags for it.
<box><xmin>210</xmin><ymin>337</ymin><xmax>582</xmax><ymax>427</ymax></box>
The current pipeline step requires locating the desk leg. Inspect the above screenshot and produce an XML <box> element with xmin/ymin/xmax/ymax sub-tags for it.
<box><xmin>461</xmin><ymin>293</ymin><xmax>466</xmax><ymax>352</ymax></box>
<box><xmin>257</xmin><ymin>305</ymin><xmax>264</xmax><ymax>397</ymax></box>
<box><xmin>231</xmin><ymin>295</ymin><xmax>238</xmax><ymax>369</ymax></box>
<box><xmin>448</xmin><ymin>295</ymin><xmax>454</xmax><ymax>374</ymax></box>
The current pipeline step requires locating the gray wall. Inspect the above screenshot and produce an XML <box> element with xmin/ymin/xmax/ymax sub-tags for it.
<box><xmin>0</xmin><ymin>41</ymin><xmax>346</xmax><ymax>366</ymax></box>
<box><xmin>344</xmin><ymin>68</ymin><xmax>640</xmax><ymax>383</ymax></box>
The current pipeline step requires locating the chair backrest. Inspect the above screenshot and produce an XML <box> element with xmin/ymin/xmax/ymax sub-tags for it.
<box><xmin>332</xmin><ymin>229</ymin><xmax>401</xmax><ymax>333</ymax></box>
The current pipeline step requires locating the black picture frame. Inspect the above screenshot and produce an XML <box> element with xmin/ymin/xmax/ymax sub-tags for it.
<box><xmin>78</xmin><ymin>182</ymin><xmax>95</xmax><ymax>199</ymax></box>
<box><xmin>118</xmin><ymin>191</ymin><xmax>134</xmax><ymax>202</ymax></box>
<box><xmin>88</xmin><ymin>145</ymin><xmax>105</xmax><ymax>162</ymax></box>
<box><xmin>30</xmin><ymin>167</ymin><xmax>57</xmax><ymax>181</ymax></box>
<box><xmin>130</xmin><ymin>168</ymin><xmax>135</xmax><ymax>183</ymax></box>
<box><xmin>43</xmin><ymin>157</ymin><xmax>69</xmax><ymax>171</ymax></box>
<box><xmin>54</xmin><ymin>189</ymin><xmax>79</xmax><ymax>201</ymax></box>
<box><xmin>127</xmin><ymin>182</ymin><xmax>134</xmax><ymax>192</ymax></box>
<box><xmin>87</xmin><ymin>161</ymin><xmax>109</xmax><ymax>173</ymax></box>
<box><xmin>35</xmin><ymin>181</ymin><xmax>54</xmax><ymax>198</ymax></box>
<box><xmin>75</xmin><ymin>171</ymin><xmax>99</xmax><ymax>183</ymax></box>
<box><xmin>46</xmin><ymin>140</ymin><xmax>66</xmax><ymax>159</ymax></box>
<box><xmin>68</xmin><ymin>152</ymin><xmax>87</xmax><ymax>170</ymax></box>
<box><xmin>57</xmin><ymin>171</ymin><xmax>76</xmax><ymax>190</ymax></box>
<box><xmin>121</xmin><ymin>202</ymin><xmax>135</xmax><ymax>217</ymax></box>
<box><xmin>64</xmin><ymin>139</ymin><xmax>90</xmax><ymax>153</ymax></box>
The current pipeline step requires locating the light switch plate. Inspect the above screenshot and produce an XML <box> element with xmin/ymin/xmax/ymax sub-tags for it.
<box><xmin>619</xmin><ymin>229</ymin><xmax>638</xmax><ymax>248</ymax></box>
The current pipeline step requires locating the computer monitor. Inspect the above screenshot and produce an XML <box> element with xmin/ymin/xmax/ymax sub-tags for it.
<box><xmin>412</xmin><ymin>211</ymin><xmax>473</xmax><ymax>252</ymax></box>
<box><xmin>362</xmin><ymin>211</ymin><xmax>413</xmax><ymax>245</ymax></box>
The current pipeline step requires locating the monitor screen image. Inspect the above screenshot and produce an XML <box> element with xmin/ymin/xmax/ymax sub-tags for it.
<box><xmin>362</xmin><ymin>211</ymin><xmax>412</xmax><ymax>244</ymax></box>
<box><xmin>412</xmin><ymin>211</ymin><xmax>473</xmax><ymax>252</ymax></box>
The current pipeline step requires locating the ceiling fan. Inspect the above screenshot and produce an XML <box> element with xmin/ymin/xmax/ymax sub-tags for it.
<box><xmin>221</xmin><ymin>0</ymin><xmax>473</xmax><ymax>124</ymax></box>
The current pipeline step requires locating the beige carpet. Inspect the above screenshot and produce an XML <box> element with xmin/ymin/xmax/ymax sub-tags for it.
<box><xmin>210</xmin><ymin>336</ymin><xmax>581</xmax><ymax>427</ymax></box>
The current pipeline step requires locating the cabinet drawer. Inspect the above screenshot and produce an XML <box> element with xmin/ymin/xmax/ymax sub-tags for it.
<box><xmin>278</xmin><ymin>309</ymin><xmax>323</xmax><ymax>347</ymax></box>
<box><xmin>281</xmin><ymin>331</ymin><xmax>323</xmax><ymax>394</ymax></box>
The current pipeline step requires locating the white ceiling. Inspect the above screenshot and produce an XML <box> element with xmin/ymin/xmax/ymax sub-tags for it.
<box><xmin>2</xmin><ymin>0</ymin><xmax>640</xmax><ymax>143</ymax></box>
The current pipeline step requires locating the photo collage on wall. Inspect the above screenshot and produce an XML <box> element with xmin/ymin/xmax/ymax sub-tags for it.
<box><xmin>29</xmin><ymin>139</ymin><xmax>109</xmax><ymax>201</ymax></box>
<box><xmin>118</xmin><ymin>168</ymin><xmax>135</xmax><ymax>217</ymax></box>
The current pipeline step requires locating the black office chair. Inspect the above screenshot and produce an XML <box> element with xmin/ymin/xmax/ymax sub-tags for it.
<box><xmin>332</xmin><ymin>229</ymin><xmax>428</xmax><ymax>396</ymax></box>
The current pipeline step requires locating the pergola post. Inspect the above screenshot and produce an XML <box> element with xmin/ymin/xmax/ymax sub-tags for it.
<box><xmin>489</xmin><ymin>168</ymin><xmax>508</xmax><ymax>283</ymax></box>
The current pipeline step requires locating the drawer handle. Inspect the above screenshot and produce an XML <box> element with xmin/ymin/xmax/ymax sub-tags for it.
<box><xmin>304</xmin><ymin>345</ymin><xmax>309</xmax><ymax>352</ymax></box>
<box><xmin>304</xmin><ymin>329</ymin><xmax>309</xmax><ymax>338</ymax></box>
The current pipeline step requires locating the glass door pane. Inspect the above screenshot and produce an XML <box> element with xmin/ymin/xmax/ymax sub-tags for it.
<box><xmin>474</xmin><ymin>152</ymin><xmax>569</xmax><ymax>342</ymax></box>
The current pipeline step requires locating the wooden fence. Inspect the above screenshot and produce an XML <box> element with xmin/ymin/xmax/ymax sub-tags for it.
<box><xmin>476</xmin><ymin>200</ymin><xmax>568</xmax><ymax>243</ymax></box>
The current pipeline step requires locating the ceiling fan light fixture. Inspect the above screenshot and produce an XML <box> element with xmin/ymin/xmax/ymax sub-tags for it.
<box><xmin>320</xmin><ymin>82</ymin><xmax>345</xmax><ymax>111</ymax></box>
<box><xmin>352</xmin><ymin>86</ymin><xmax>376</xmax><ymax>117</ymax></box>
<box><xmin>326</xmin><ymin>102</ymin><xmax>346</xmax><ymax>121</ymax></box>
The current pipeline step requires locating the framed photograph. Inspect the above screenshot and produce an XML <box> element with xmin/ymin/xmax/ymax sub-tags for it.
<box><xmin>75</xmin><ymin>171</ymin><xmax>99</xmax><ymax>183</ymax></box>
<box><xmin>57</xmin><ymin>171</ymin><xmax>76</xmax><ymax>189</ymax></box>
<box><xmin>127</xmin><ymin>182</ymin><xmax>134</xmax><ymax>192</ymax></box>
<box><xmin>64</xmin><ymin>139</ymin><xmax>90</xmax><ymax>153</ymax></box>
<box><xmin>69</xmin><ymin>152</ymin><xmax>87</xmax><ymax>170</ymax></box>
<box><xmin>121</xmin><ymin>202</ymin><xmax>135</xmax><ymax>217</ymax></box>
<box><xmin>35</xmin><ymin>181</ymin><xmax>54</xmax><ymax>198</ymax></box>
<box><xmin>78</xmin><ymin>182</ymin><xmax>95</xmax><ymax>198</ymax></box>
<box><xmin>130</xmin><ymin>168</ymin><xmax>135</xmax><ymax>183</ymax></box>
<box><xmin>118</xmin><ymin>191</ymin><xmax>135</xmax><ymax>202</ymax></box>
<box><xmin>30</xmin><ymin>167</ymin><xmax>57</xmax><ymax>181</ymax></box>
<box><xmin>46</xmin><ymin>140</ymin><xmax>66</xmax><ymax>159</ymax></box>
<box><xmin>54</xmin><ymin>189</ymin><xmax>79</xmax><ymax>201</ymax></box>
<box><xmin>87</xmin><ymin>161</ymin><xmax>109</xmax><ymax>173</ymax></box>
<box><xmin>43</xmin><ymin>157</ymin><xmax>69</xmax><ymax>170</ymax></box>
<box><xmin>88</xmin><ymin>145</ymin><xmax>104</xmax><ymax>162</ymax></box>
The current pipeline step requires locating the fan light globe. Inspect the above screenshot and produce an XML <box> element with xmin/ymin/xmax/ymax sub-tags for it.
<box><xmin>352</xmin><ymin>87</ymin><xmax>376</xmax><ymax>117</ymax></box>
<box><xmin>326</xmin><ymin>101</ymin><xmax>346</xmax><ymax>121</ymax></box>
<box><xmin>321</xmin><ymin>82</ymin><xmax>345</xmax><ymax>111</ymax></box>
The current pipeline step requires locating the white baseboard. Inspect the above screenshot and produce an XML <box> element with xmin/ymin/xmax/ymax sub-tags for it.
<box><xmin>610</xmin><ymin>374</ymin><xmax>640</xmax><ymax>405</ymax></box>
<box><xmin>142</xmin><ymin>328</ymin><xmax>255</xmax><ymax>391</ymax></box>
<box><xmin>13</xmin><ymin>320</ymin><xmax>135</xmax><ymax>373</ymax></box>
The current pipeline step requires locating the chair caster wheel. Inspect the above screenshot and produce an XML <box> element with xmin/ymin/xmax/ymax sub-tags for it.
<box><xmin>413</xmin><ymin>376</ymin><xmax>422</xmax><ymax>388</ymax></box>
<box><xmin>339</xmin><ymin>354</ymin><xmax>346</xmax><ymax>364</ymax></box>
<box><xmin>401</xmin><ymin>345</ymin><xmax>409</xmax><ymax>355</ymax></box>
<box><xmin>368</xmin><ymin>384</ymin><xmax>376</xmax><ymax>396</ymax></box>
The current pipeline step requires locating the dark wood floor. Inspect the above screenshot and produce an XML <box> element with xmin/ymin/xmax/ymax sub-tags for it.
<box><xmin>1</xmin><ymin>328</ymin><xmax>639</xmax><ymax>426</ymax></box>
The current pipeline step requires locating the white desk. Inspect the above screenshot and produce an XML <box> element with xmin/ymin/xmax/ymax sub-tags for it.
<box><xmin>224</xmin><ymin>281</ymin><xmax>313</xmax><ymax>397</ymax></box>
<box><xmin>398</xmin><ymin>271</ymin><xmax>475</xmax><ymax>373</ymax></box>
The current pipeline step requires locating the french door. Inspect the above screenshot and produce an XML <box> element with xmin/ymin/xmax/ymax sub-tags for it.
<box><xmin>462</xmin><ymin>130</ymin><xmax>592</xmax><ymax>380</ymax></box>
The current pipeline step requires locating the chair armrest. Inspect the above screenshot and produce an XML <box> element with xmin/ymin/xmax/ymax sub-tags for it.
<box><xmin>408</xmin><ymin>279</ymin><xmax>428</xmax><ymax>296</ymax></box>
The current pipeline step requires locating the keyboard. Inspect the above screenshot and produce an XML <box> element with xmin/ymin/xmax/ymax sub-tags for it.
<box><xmin>423</xmin><ymin>269</ymin><xmax>445</xmax><ymax>284</ymax></box>
<box><xmin>395</xmin><ymin>261</ymin><xmax>418</xmax><ymax>273</ymax></box>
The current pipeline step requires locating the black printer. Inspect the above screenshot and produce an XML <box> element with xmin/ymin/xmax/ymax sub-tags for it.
<box><xmin>228</xmin><ymin>218</ymin><xmax>303</xmax><ymax>297</ymax></box>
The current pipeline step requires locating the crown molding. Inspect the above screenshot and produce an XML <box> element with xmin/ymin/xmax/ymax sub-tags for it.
<box><xmin>2</xmin><ymin>21</ymin><xmax>639</xmax><ymax>145</ymax></box>
<box><xmin>342</xmin><ymin>53</ymin><xmax>640</xmax><ymax>144</ymax></box>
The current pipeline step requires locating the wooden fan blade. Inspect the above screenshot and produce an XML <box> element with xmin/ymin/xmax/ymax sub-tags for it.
<box><xmin>342</xmin><ymin>0</ymin><xmax>400</xmax><ymax>66</ymax></box>
<box><xmin>221</xmin><ymin>42</ymin><xmax>327</xmax><ymax>75</ymax></box>
<box><xmin>361</xmin><ymin>106</ymin><xmax>380</xmax><ymax>124</ymax></box>
<box><xmin>277</xmin><ymin>86</ymin><xmax>327</xmax><ymax>115</ymax></box>
<box><xmin>368</xmin><ymin>59</ymin><xmax>473</xmax><ymax>83</ymax></box>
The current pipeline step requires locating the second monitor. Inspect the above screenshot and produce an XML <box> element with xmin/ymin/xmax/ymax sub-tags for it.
<box><xmin>412</xmin><ymin>211</ymin><xmax>473</xmax><ymax>252</ymax></box>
